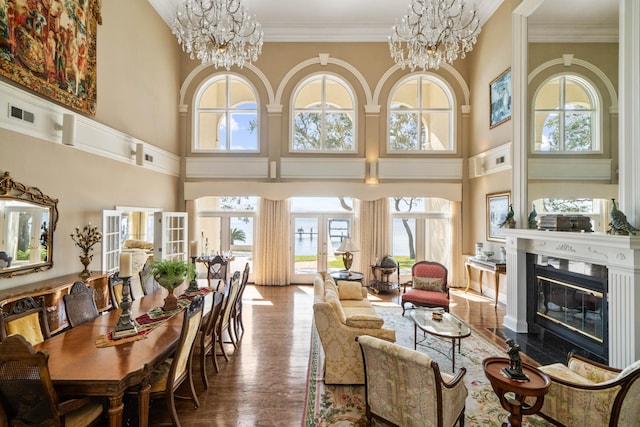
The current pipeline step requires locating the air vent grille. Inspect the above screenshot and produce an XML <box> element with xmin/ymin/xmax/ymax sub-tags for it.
<box><xmin>9</xmin><ymin>104</ymin><xmax>35</xmax><ymax>124</ymax></box>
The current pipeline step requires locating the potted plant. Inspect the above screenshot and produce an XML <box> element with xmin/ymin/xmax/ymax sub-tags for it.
<box><xmin>146</xmin><ymin>259</ymin><xmax>196</xmax><ymax>311</ymax></box>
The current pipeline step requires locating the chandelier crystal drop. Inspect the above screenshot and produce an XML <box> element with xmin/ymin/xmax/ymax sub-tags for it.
<box><xmin>172</xmin><ymin>0</ymin><xmax>263</xmax><ymax>70</ymax></box>
<box><xmin>389</xmin><ymin>0</ymin><xmax>481</xmax><ymax>71</ymax></box>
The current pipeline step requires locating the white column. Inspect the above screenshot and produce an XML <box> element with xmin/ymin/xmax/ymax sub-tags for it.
<box><xmin>503</xmin><ymin>235</ymin><xmax>528</xmax><ymax>332</ymax></box>
<box><xmin>608</xmin><ymin>267</ymin><xmax>640</xmax><ymax>368</ymax></box>
<box><xmin>618</xmin><ymin>0</ymin><xmax>640</xmax><ymax>224</ymax></box>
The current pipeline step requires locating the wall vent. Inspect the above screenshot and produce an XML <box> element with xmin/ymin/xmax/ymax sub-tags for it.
<box><xmin>9</xmin><ymin>104</ymin><xmax>35</xmax><ymax>124</ymax></box>
<box><xmin>144</xmin><ymin>154</ymin><xmax>154</xmax><ymax>163</ymax></box>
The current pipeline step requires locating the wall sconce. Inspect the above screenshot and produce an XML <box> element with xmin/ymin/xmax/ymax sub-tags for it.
<box><xmin>55</xmin><ymin>114</ymin><xmax>76</xmax><ymax>146</ymax></box>
<box><xmin>366</xmin><ymin>161</ymin><xmax>378</xmax><ymax>184</ymax></box>
<box><xmin>131</xmin><ymin>142</ymin><xmax>144</xmax><ymax>166</ymax></box>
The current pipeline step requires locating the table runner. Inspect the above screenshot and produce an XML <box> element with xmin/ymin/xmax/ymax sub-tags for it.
<box><xmin>95</xmin><ymin>288</ymin><xmax>211</xmax><ymax>347</ymax></box>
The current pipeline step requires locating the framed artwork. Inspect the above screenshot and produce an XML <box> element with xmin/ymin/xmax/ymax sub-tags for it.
<box><xmin>489</xmin><ymin>68</ymin><xmax>512</xmax><ymax>129</ymax></box>
<box><xmin>0</xmin><ymin>0</ymin><xmax>102</xmax><ymax>116</ymax></box>
<box><xmin>487</xmin><ymin>192</ymin><xmax>510</xmax><ymax>242</ymax></box>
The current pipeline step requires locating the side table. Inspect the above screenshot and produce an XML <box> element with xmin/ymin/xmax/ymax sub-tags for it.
<box><xmin>330</xmin><ymin>271</ymin><xmax>364</xmax><ymax>284</ymax></box>
<box><xmin>483</xmin><ymin>357</ymin><xmax>551</xmax><ymax>427</ymax></box>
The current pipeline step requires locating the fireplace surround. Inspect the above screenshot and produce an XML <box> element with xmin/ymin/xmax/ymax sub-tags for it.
<box><xmin>503</xmin><ymin>229</ymin><xmax>640</xmax><ymax>369</ymax></box>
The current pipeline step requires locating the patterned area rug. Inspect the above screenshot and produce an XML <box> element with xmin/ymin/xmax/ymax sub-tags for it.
<box><xmin>302</xmin><ymin>303</ymin><xmax>554</xmax><ymax>426</ymax></box>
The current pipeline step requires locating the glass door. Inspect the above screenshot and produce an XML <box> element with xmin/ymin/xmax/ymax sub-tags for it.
<box><xmin>291</xmin><ymin>214</ymin><xmax>353</xmax><ymax>283</ymax></box>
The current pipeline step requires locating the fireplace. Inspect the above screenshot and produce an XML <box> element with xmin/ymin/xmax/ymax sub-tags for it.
<box><xmin>502</xmin><ymin>229</ymin><xmax>640</xmax><ymax>369</ymax></box>
<box><xmin>527</xmin><ymin>254</ymin><xmax>608</xmax><ymax>362</ymax></box>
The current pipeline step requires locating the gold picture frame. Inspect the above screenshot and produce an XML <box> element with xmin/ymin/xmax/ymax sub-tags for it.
<box><xmin>487</xmin><ymin>192</ymin><xmax>510</xmax><ymax>242</ymax></box>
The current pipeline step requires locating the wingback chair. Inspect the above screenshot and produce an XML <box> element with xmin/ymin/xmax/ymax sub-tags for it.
<box><xmin>357</xmin><ymin>335</ymin><xmax>467</xmax><ymax>427</ymax></box>
<box><xmin>401</xmin><ymin>261</ymin><xmax>450</xmax><ymax>315</ymax></box>
<box><xmin>537</xmin><ymin>352</ymin><xmax>640</xmax><ymax>426</ymax></box>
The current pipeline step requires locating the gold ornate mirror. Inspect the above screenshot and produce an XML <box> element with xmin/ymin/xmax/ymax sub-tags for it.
<box><xmin>0</xmin><ymin>171</ymin><xmax>59</xmax><ymax>278</ymax></box>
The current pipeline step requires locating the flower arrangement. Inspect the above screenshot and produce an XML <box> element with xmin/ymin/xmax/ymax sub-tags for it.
<box><xmin>71</xmin><ymin>223</ymin><xmax>102</xmax><ymax>277</ymax></box>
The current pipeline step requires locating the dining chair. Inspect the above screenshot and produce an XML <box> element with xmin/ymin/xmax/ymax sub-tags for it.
<box><xmin>231</xmin><ymin>263</ymin><xmax>250</xmax><ymax>343</ymax></box>
<box><xmin>198</xmin><ymin>290</ymin><xmax>225</xmax><ymax>388</ymax></box>
<box><xmin>0</xmin><ymin>334</ymin><xmax>104</xmax><ymax>426</ymax></box>
<box><xmin>63</xmin><ymin>281</ymin><xmax>99</xmax><ymax>327</ymax></box>
<box><xmin>139</xmin><ymin>260</ymin><xmax>160</xmax><ymax>295</ymax></box>
<box><xmin>206</xmin><ymin>255</ymin><xmax>228</xmax><ymax>287</ymax></box>
<box><xmin>133</xmin><ymin>294</ymin><xmax>205</xmax><ymax>427</ymax></box>
<box><xmin>216</xmin><ymin>271</ymin><xmax>241</xmax><ymax>361</ymax></box>
<box><xmin>0</xmin><ymin>295</ymin><xmax>51</xmax><ymax>346</ymax></box>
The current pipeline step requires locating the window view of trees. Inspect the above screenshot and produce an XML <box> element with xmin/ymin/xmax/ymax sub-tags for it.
<box><xmin>534</xmin><ymin>75</ymin><xmax>598</xmax><ymax>152</ymax></box>
<box><xmin>388</xmin><ymin>75</ymin><xmax>453</xmax><ymax>152</ymax></box>
<box><xmin>291</xmin><ymin>75</ymin><xmax>355</xmax><ymax>152</ymax></box>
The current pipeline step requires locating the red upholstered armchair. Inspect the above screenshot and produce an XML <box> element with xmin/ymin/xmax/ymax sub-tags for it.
<box><xmin>401</xmin><ymin>261</ymin><xmax>449</xmax><ymax>316</ymax></box>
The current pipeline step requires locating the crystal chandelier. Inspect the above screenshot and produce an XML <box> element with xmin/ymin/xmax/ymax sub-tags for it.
<box><xmin>172</xmin><ymin>0</ymin><xmax>263</xmax><ymax>70</ymax></box>
<box><xmin>389</xmin><ymin>0</ymin><xmax>481</xmax><ymax>71</ymax></box>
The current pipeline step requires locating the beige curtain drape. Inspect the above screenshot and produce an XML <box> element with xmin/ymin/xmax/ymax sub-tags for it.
<box><xmin>358</xmin><ymin>199</ymin><xmax>390</xmax><ymax>284</ymax></box>
<box><xmin>450</xmin><ymin>201</ymin><xmax>462</xmax><ymax>287</ymax></box>
<box><xmin>255</xmin><ymin>198</ymin><xmax>291</xmax><ymax>286</ymax></box>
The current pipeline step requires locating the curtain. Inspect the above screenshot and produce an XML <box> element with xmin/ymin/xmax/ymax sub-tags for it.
<box><xmin>358</xmin><ymin>199</ymin><xmax>390</xmax><ymax>284</ymax></box>
<box><xmin>255</xmin><ymin>198</ymin><xmax>291</xmax><ymax>286</ymax></box>
<box><xmin>450</xmin><ymin>201</ymin><xmax>462</xmax><ymax>287</ymax></box>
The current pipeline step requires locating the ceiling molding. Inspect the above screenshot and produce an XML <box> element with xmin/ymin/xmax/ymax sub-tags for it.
<box><xmin>529</xmin><ymin>23</ymin><xmax>619</xmax><ymax>43</ymax></box>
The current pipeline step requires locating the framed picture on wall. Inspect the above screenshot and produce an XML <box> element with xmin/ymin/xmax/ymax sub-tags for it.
<box><xmin>489</xmin><ymin>68</ymin><xmax>512</xmax><ymax>128</ymax></box>
<box><xmin>487</xmin><ymin>192</ymin><xmax>510</xmax><ymax>242</ymax></box>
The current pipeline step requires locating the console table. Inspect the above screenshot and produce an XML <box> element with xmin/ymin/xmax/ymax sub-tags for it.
<box><xmin>0</xmin><ymin>272</ymin><xmax>111</xmax><ymax>334</ymax></box>
<box><xmin>465</xmin><ymin>257</ymin><xmax>506</xmax><ymax>308</ymax></box>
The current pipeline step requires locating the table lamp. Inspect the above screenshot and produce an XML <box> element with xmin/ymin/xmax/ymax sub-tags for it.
<box><xmin>335</xmin><ymin>238</ymin><xmax>359</xmax><ymax>274</ymax></box>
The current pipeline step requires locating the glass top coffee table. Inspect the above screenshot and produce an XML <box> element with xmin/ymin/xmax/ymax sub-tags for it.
<box><xmin>408</xmin><ymin>308</ymin><xmax>472</xmax><ymax>372</ymax></box>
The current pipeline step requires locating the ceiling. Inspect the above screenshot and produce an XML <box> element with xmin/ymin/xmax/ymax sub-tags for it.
<box><xmin>148</xmin><ymin>0</ymin><xmax>619</xmax><ymax>43</ymax></box>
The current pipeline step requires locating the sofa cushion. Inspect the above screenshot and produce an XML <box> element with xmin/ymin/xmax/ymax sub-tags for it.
<box><xmin>413</xmin><ymin>276</ymin><xmax>444</xmax><ymax>292</ymax></box>
<box><xmin>337</xmin><ymin>280</ymin><xmax>363</xmax><ymax>300</ymax></box>
<box><xmin>325</xmin><ymin>288</ymin><xmax>347</xmax><ymax>323</ymax></box>
<box><xmin>346</xmin><ymin>314</ymin><xmax>384</xmax><ymax>329</ymax></box>
<box><xmin>324</xmin><ymin>277</ymin><xmax>338</xmax><ymax>295</ymax></box>
<box><xmin>402</xmin><ymin>289</ymin><xmax>449</xmax><ymax>306</ymax></box>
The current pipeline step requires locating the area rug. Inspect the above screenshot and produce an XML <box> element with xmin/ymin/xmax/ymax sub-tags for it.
<box><xmin>302</xmin><ymin>303</ymin><xmax>554</xmax><ymax>426</ymax></box>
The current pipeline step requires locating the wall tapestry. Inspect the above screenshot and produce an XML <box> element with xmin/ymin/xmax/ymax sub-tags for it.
<box><xmin>0</xmin><ymin>0</ymin><xmax>102</xmax><ymax>116</ymax></box>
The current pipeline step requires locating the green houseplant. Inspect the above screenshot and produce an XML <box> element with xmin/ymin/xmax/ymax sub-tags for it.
<box><xmin>146</xmin><ymin>259</ymin><xmax>196</xmax><ymax>311</ymax></box>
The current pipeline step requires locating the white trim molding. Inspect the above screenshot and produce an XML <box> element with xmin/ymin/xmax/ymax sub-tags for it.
<box><xmin>468</xmin><ymin>142</ymin><xmax>512</xmax><ymax>178</ymax></box>
<box><xmin>529</xmin><ymin>158</ymin><xmax>612</xmax><ymax>181</ymax></box>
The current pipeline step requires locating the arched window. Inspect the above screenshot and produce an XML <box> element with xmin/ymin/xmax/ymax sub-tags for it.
<box><xmin>193</xmin><ymin>75</ymin><xmax>259</xmax><ymax>152</ymax></box>
<box><xmin>533</xmin><ymin>75</ymin><xmax>600</xmax><ymax>153</ymax></box>
<box><xmin>291</xmin><ymin>74</ymin><xmax>356</xmax><ymax>152</ymax></box>
<box><xmin>388</xmin><ymin>75</ymin><xmax>454</xmax><ymax>152</ymax></box>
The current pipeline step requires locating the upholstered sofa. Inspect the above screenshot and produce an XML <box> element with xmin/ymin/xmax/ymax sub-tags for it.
<box><xmin>313</xmin><ymin>272</ymin><xmax>396</xmax><ymax>385</ymax></box>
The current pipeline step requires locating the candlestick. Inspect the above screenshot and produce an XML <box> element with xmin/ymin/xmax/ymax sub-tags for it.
<box><xmin>113</xmin><ymin>276</ymin><xmax>138</xmax><ymax>339</ymax></box>
<box><xmin>186</xmin><ymin>256</ymin><xmax>200</xmax><ymax>294</ymax></box>
<box><xmin>119</xmin><ymin>252</ymin><xmax>132</xmax><ymax>277</ymax></box>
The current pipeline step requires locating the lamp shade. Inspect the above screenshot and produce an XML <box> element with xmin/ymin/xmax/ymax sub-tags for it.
<box><xmin>336</xmin><ymin>238</ymin><xmax>359</xmax><ymax>253</ymax></box>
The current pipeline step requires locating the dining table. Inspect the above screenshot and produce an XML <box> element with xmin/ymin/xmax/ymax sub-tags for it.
<box><xmin>33</xmin><ymin>278</ymin><xmax>217</xmax><ymax>427</ymax></box>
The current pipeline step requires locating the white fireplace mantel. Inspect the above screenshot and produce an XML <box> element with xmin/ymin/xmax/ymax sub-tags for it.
<box><xmin>503</xmin><ymin>229</ymin><xmax>640</xmax><ymax>369</ymax></box>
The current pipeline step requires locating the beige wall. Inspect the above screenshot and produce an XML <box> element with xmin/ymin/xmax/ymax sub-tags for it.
<box><xmin>0</xmin><ymin>0</ymin><xmax>181</xmax><ymax>288</ymax></box>
<box><xmin>466</xmin><ymin>1</ymin><xmax>513</xmax><ymax>257</ymax></box>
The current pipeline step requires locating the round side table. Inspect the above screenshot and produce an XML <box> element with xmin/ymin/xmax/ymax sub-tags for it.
<box><xmin>483</xmin><ymin>357</ymin><xmax>551</xmax><ymax>427</ymax></box>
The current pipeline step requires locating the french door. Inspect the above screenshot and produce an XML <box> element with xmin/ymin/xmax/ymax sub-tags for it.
<box><xmin>291</xmin><ymin>213</ymin><xmax>353</xmax><ymax>283</ymax></box>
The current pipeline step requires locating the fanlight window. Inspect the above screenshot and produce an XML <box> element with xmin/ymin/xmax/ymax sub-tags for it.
<box><xmin>291</xmin><ymin>75</ymin><xmax>356</xmax><ymax>152</ymax></box>
<box><xmin>388</xmin><ymin>76</ymin><xmax>454</xmax><ymax>152</ymax></box>
<box><xmin>533</xmin><ymin>75</ymin><xmax>599</xmax><ymax>153</ymax></box>
<box><xmin>194</xmin><ymin>75</ymin><xmax>259</xmax><ymax>152</ymax></box>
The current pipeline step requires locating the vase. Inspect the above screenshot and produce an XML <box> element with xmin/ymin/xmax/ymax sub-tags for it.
<box><xmin>79</xmin><ymin>254</ymin><xmax>92</xmax><ymax>279</ymax></box>
<box><xmin>162</xmin><ymin>288</ymin><xmax>178</xmax><ymax>311</ymax></box>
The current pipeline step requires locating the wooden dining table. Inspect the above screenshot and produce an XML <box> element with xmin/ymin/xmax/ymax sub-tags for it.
<box><xmin>33</xmin><ymin>278</ymin><xmax>217</xmax><ymax>427</ymax></box>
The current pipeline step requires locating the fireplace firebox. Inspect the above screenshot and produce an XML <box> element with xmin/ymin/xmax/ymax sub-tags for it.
<box><xmin>527</xmin><ymin>254</ymin><xmax>608</xmax><ymax>363</ymax></box>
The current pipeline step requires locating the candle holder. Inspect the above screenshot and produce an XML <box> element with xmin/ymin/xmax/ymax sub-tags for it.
<box><xmin>186</xmin><ymin>256</ymin><xmax>200</xmax><ymax>294</ymax></box>
<box><xmin>113</xmin><ymin>276</ymin><xmax>138</xmax><ymax>339</ymax></box>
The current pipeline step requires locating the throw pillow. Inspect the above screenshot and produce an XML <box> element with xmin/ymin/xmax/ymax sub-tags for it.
<box><xmin>337</xmin><ymin>280</ymin><xmax>363</xmax><ymax>300</ymax></box>
<box><xmin>413</xmin><ymin>276</ymin><xmax>444</xmax><ymax>292</ymax></box>
<box><xmin>324</xmin><ymin>277</ymin><xmax>338</xmax><ymax>295</ymax></box>
<box><xmin>325</xmin><ymin>288</ymin><xmax>347</xmax><ymax>323</ymax></box>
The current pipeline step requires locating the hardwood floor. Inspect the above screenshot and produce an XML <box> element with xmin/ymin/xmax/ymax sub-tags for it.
<box><xmin>144</xmin><ymin>284</ymin><xmax>554</xmax><ymax>426</ymax></box>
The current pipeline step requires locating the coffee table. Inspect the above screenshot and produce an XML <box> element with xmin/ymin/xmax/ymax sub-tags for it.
<box><xmin>408</xmin><ymin>308</ymin><xmax>471</xmax><ymax>371</ymax></box>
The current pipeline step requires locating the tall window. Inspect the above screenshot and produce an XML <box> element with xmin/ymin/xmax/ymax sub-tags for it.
<box><xmin>194</xmin><ymin>75</ymin><xmax>259</xmax><ymax>152</ymax></box>
<box><xmin>291</xmin><ymin>74</ymin><xmax>356</xmax><ymax>152</ymax></box>
<box><xmin>390</xmin><ymin>197</ymin><xmax>452</xmax><ymax>274</ymax></box>
<box><xmin>533</xmin><ymin>75</ymin><xmax>599</xmax><ymax>153</ymax></box>
<box><xmin>388</xmin><ymin>75</ymin><xmax>454</xmax><ymax>152</ymax></box>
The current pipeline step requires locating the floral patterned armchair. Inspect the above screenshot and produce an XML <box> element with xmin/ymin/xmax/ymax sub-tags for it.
<box><xmin>401</xmin><ymin>261</ymin><xmax>450</xmax><ymax>315</ymax></box>
<box><xmin>537</xmin><ymin>352</ymin><xmax>640</xmax><ymax>426</ymax></box>
<box><xmin>357</xmin><ymin>335</ymin><xmax>467</xmax><ymax>427</ymax></box>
